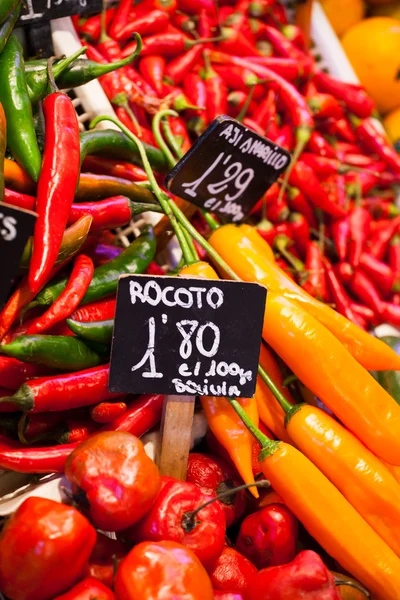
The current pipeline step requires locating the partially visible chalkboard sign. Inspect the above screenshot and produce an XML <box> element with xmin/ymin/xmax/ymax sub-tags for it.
<box><xmin>109</xmin><ymin>275</ymin><xmax>267</xmax><ymax>397</ymax></box>
<box><xmin>0</xmin><ymin>203</ymin><xmax>37</xmax><ymax>308</ymax></box>
<box><xmin>19</xmin><ymin>0</ymin><xmax>102</xmax><ymax>25</ymax></box>
<box><xmin>165</xmin><ymin>115</ymin><xmax>291</xmax><ymax>223</ymax></box>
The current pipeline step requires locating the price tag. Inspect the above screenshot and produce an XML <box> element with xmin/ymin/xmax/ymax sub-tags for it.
<box><xmin>19</xmin><ymin>0</ymin><xmax>102</xmax><ymax>25</ymax></box>
<box><xmin>165</xmin><ymin>115</ymin><xmax>291</xmax><ymax>223</ymax></box>
<box><xmin>0</xmin><ymin>203</ymin><xmax>37</xmax><ymax>308</ymax></box>
<box><xmin>109</xmin><ymin>275</ymin><xmax>267</xmax><ymax>398</ymax></box>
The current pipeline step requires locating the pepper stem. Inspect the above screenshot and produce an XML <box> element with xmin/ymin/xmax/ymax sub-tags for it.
<box><xmin>152</xmin><ymin>109</ymin><xmax>179</xmax><ymax>169</ymax></box>
<box><xmin>237</xmin><ymin>83</ymin><xmax>257</xmax><ymax>123</ymax></box>
<box><xmin>227</xmin><ymin>397</ymin><xmax>270</xmax><ymax>448</ymax></box>
<box><xmin>162</xmin><ymin>117</ymin><xmax>185</xmax><ymax>160</ymax></box>
<box><xmin>100</xmin><ymin>0</ymin><xmax>110</xmax><ymax>43</ymax></box>
<box><xmin>258</xmin><ymin>364</ymin><xmax>293</xmax><ymax>413</ymax></box>
<box><xmin>89</xmin><ymin>114</ymin><xmax>194</xmax><ymax>266</ymax></box>
<box><xmin>274</xmin><ymin>235</ymin><xmax>305</xmax><ymax>272</ymax></box>
<box><xmin>278</xmin><ymin>127</ymin><xmax>311</xmax><ymax>202</ymax></box>
<box><xmin>201</xmin><ymin>210</ymin><xmax>219</xmax><ymax>231</ymax></box>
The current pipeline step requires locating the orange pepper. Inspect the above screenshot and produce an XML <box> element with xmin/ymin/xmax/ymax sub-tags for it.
<box><xmin>286</xmin><ymin>403</ymin><xmax>400</xmax><ymax>557</ymax></box>
<box><xmin>262</xmin><ymin>292</ymin><xmax>400</xmax><ymax>465</ymax></box>
<box><xmin>209</xmin><ymin>224</ymin><xmax>400</xmax><ymax>371</ymax></box>
<box><xmin>3</xmin><ymin>158</ymin><xmax>36</xmax><ymax>194</ymax></box>
<box><xmin>258</xmin><ymin>441</ymin><xmax>400</xmax><ymax>600</ymax></box>
<box><xmin>383</xmin><ymin>462</ymin><xmax>400</xmax><ymax>485</ymax></box>
<box><xmin>256</xmin><ymin>344</ymin><xmax>293</xmax><ymax>443</ymax></box>
<box><xmin>180</xmin><ymin>261</ymin><xmax>259</xmax><ymax>497</ymax></box>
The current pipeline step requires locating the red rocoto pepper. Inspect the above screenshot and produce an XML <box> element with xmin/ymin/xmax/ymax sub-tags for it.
<box><xmin>68</xmin><ymin>196</ymin><xmax>135</xmax><ymax>232</ymax></box>
<box><xmin>247</xmin><ymin>550</ymin><xmax>341</xmax><ymax>600</ymax></box>
<box><xmin>53</xmin><ymin>577</ymin><xmax>116</xmax><ymax>600</ymax></box>
<box><xmin>289</xmin><ymin>162</ymin><xmax>346</xmax><ymax>218</ymax></box>
<box><xmin>313</xmin><ymin>70</ymin><xmax>374</xmax><ymax>119</ymax></box>
<box><xmin>186</xmin><ymin>453</ymin><xmax>246</xmax><ymax>527</ymax></box>
<box><xmin>236</xmin><ymin>503</ymin><xmax>298</xmax><ymax>570</ymax></box>
<box><xmin>99</xmin><ymin>393</ymin><xmax>164</xmax><ymax>437</ymax></box>
<box><xmin>90</xmin><ymin>401</ymin><xmax>127</xmax><ymax>424</ymax></box>
<box><xmin>349</xmin><ymin>269</ymin><xmax>385</xmax><ymax>316</ymax></box>
<box><xmin>368</xmin><ymin>215</ymin><xmax>400</xmax><ymax>260</ymax></box>
<box><xmin>288</xmin><ymin>212</ymin><xmax>309</xmax><ymax>258</ymax></box>
<box><xmin>348</xmin><ymin>205</ymin><xmax>371</xmax><ymax>268</ymax></box>
<box><xmin>65</xmin><ymin>431</ymin><xmax>161</xmax><ymax>532</ymax></box>
<box><xmin>0</xmin><ymin>497</ymin><xmax>96</xmax><ymax>600</ymax></box>
<box><xmin>303</xmin><ymin>241</ymin><xmax>329</xmax><ymax>302</ymax></box>
<box><xmin>351</xmin><ymin>116</ymin><xmax>400</xmax><ymax>175</ymax></box>
<box><xmin>28</xmin><ymin>64</ymin><xmax>80</xmax><ymax>294</ymax></box>
<box><xmin>124</xmin><ymin>476</ymin><xmax>226</xmax><ymax>569</ymax></box>
<box><xmin>323</xmin><ymin>258</ymin><xmax>365</xmax><ymax>329</ymax></box>
<box><xmin>359</xmin><ymin>252</ymin><xmax>399</xmax><ymax>297</ymax></box>
<box><xmin>0</xmin><ymin>357</ymin><xmax>52</xmax><ymax>390</ymax></box>
<box><xmin>114</xmin><ymin>540</ymin><xmax>214</xmax><ymax>600</ymax></box>
<box><xmin>70</xmin><ymin>298</ymin><xmax>116</xmax><ymax>322</ymax></box>
<box><xmin>209</xmin><ymin>546</ymin><xmax>258</xmax><ymax>598</ymax></box>
<box><xmin>0</xmin><ymin>365</ymin><xmax>124</xmax><ymax>413</ymax></box>
<box><xmin>26</xmin><ymin>254</ymin><xmax>94</xmax><ymax>334</ymax></box>
<box><xmin>86</xmin><ymin>532</ymin><xmax>127</xmax><ymax>589</ymax></box>
<box><xmin>3</xmin><ymin>188</ymin><xmax>35</xmax><ymax>211</ymax></box>
<box><xmin>139</xmin><ymin>55</ymin><xmax>166</xmax><ymax>97</ymax></box>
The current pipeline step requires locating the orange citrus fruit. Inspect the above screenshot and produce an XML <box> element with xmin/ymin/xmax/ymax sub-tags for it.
<box><xmin>384</xmin><ymin>107</ymin><xmax>400</xmax><ymax>152</ymax></box>
<box><xmin>341</xmin><ymin>17</ymin><xmax>400</xmax><ymax>114</ymax></box>
<box><xmin>320</xmin><ymin>0</ymin><xmax>365</xmax><ymax>37</ymax></box>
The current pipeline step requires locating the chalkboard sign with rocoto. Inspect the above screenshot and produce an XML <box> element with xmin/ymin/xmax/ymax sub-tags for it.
<box><xmin>19</xmin><ymin>0</ymin><xmax>102</xmax><ymax>24</ymax></box>
<box><xmin>165</xmin><ymin>115</ymin><xmax>291</xmax><ymax>223</ymax></box>
<box><xmin>109</xmin><ymin>275</ymin><xmax>267</xmax><ymax>398</ymax></box>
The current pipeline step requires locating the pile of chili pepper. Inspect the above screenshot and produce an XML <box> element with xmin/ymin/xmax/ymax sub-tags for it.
<box><xmin>1</xmin><ymin>0</ymin><xmax>400</xmax><ymax>598</ymax></box>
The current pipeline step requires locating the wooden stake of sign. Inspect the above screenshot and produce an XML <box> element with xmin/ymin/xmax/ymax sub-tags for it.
<box><xmin>159</xmin><ymin>395</ymin><xmax>196</xmax><ymax>480</ymax></box>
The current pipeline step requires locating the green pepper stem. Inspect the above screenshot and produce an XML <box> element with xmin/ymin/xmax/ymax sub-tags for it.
<box><xmin>152</xmin><ymin>109</ymin><xmax>179</xmax><ymax>169</ymax></box>
<box><xmin>258</xmin><ymin>364</ymin><xmax>293</xmax><ymax>413</ymax></box>
<box><xmin>201</xmin><ymin>210</ymin><xmax>219</xmax><ymax>231</ymax></box>
<box><xmin>90</xmin><ymin>114</ymin><xmax>194</xmax><ymax>266</ymax></box>
<box><xmin>237</xmin><ymin>83</ymin><xmax>257</xmax><ymax>123</ymax></box>
<box><xmin>161</xmin><ymin>117</ymin><xmax>184</xmax><ymax>160</ymax></box>
<box><xmin>227</xmin><ymin>397</ymin><xmax>270</xmax><ymax>448</ymax></box>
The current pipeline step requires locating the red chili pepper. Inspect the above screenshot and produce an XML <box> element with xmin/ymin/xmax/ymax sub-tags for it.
<box><xmin>333</xmin><ymin>261</ymin><xmax>353</xmax><ymax>285</ymax></box>
<box><xmin>306</xmin><ymin>131</ymin><xmax>336</xmax><ymax>159</ymax></box>
<box><xmin>0</xmin><ymin>436</ymin><xmax>79</xmax><ymax>472</ymax></box>
<box><xmin>227</xmin><ymin>90</ymin><xmax>258</xmax><ymax>120</ymax></box>
<box><xmin>184</xmin><ymin>72</ymin><xmax>208</xmax><ymax>135</ymax></box>
<box><xmin>115</xmin><ymin>10</ymin><xmax>169</xmax><ymax>43</ymax></box>
<box><xmin>82</xmin><ymin>156</ymin><xmax>147</xmax><ymax>183</ymax></box>
<box><xmin>65</xmin><ymin>431</ymin><xmax>161</xmax><ymax>532</ymax></box>
<box><xmin>359</xmin><ymin>253</ymin><xmax>399</xmax><ymax>296</ymax></box>
<box><xmin>0</xmin><ymin>357</ymin><xmax>52</xmax><ymax>391</ymax></box>
<box><xmin>62</xmin><ymin>417</ymin><xmax>98</xmax><ymax>444</ymax></box>
<box><xmin>252</xmin><ymin>88</ymin><xmax>276</xmax><ymax>130</ymax></box>
<box><xmin>289</xmin><ymin>162</ymin><xmax>346</xmax><ymax>218</ymax></box>
<box><xmin>138</xmin><ymin>56</ymin><xmax>166</xmax><ymax>97</ymax></box>
<box><xmin>53</xmin><ymin>577</ymin><xmax>116</xmax><ymax>600</ymax></box>
<box><xmin>244</xmin><ymin>55</ymin><xmax>311</xmax><ymax>81</ymax></box>
<box><xmin>124</xmin><ymin>65</ymin><xmax>158</xmax><ymax>98</ymax></box>
<box><xmin>308</xmin><ymin>92</ymin><xmax>344</xmax><ymax>119</ymax></box>
<box><xmin>0</xmin><ymin>497</ymin><xmax>97</xmax><ymax>599</ymax></box>
<box><xmin>236</xmin><ymin>503</ymin><xmax>298</xmax><ymax>569</ymax></box>
<box><xmin>248</xmin><ymin>550</ymin><xmax>341</xmax><ymax>600</ymax></box>
<box><xmin>286</xmin><ymin>186</ymin><xmax>317</xmax><ymax>229</ymax></box>
<box><xmin>339</xmin><ymin>153</ymin><xmax>377</xmax><ymax>169</ymax></box>
<box><xmin>319</xmin><ymin>116</ymin><xmax>357</xmax><ymax>143</ymax></box>
<box><xmin>381</xmin><ymin>302</ymin><xmax>400</xmax><ymax>327</ymax></box>
<box><xmin>362</xmin><ymin>198</ymin><xmax>400</xmax><ymax>220</ymax></box>
<box><xmin>368</xmin><ymin>215</ymin><xmax>400</xmax><ymax>260</ymax></box>
<box><xmin>348</xmin><ymin>205</ymin><xmax>371</xmax><ymax>268</ymax></box>
<box><xmin>80</xmin><ymin>8</ymin><xmax>116</xmax><ymax>42</ymax></box>
<box><xmin>248</xmin><ymin>0</ymin><xmax>278</xmax><ymax>19</ymax></box>
<box><xmin>288</xmin><ymin>212</ymin><xmax>309</xmax><ymax>257</ymax></box>
<box><xmin>201</xmin><ymin>58</ymin><xmax>228</xmax><ymax>123</ymax></box>
<box><xmin>349</xmin><ymin>269</ymin><xmax>385</xmax><ymax>316</ymax></box>
<box><xmin>299</xmin><ymin>153</ymin><xmax>341</xmax><ymax>177</ymax></box>
<box><xmin>26</xmin><ymin>255</ymin><xmax>94</xmax><ymax>335</ymax></box>
<box><xmin>389</xmin><ymin>234</ymin><xmax>400</xmax><ymax>277</ymax></box>
<box><xmin>303</xmin><ymin>241</ymin><xmax>329</xmax><ymax>302</ymax></box>
<box><xmin>177</xmin><ymin>0</ymin><xmax>215</xmax><ymax>15</ymax></box>
<box><xmin>331</xmin><ymin>217</ymin><xmax>350</xmax><ymax>262</ymax></box>
<box><xmin>243</xmin><ymin>117</ymin><xmax>267</xmax><ymax>137</ymax></box>
<box><xmin>323</xmin><ymin>257</ymin><xmax>365</xmax><ymax>328</ymax></box>
<box><xmin>171</xmin><ymin>12</ymin><xmax>196</xmax><ymax>34</ymax></box>
<box><xmin>70</xmin><ymin>298</ymin><xmax>116</xmax><ymax>322</ymax></box>
<box><xmin>86</xmin><ymin>532</ymin><xmax>127</xmax><ymax>589</ymax></box>
<box><xmin>131</xmin><ymin>33</ymin><xmax>210</xmax><ymax>58</ymax></box>
<box><xmin>266</xmin><ymin>196</ymin><xmax>290</xmax><ymax>223</ymax></box>
<box><xmin>209</xmin><ymin>546</ymin><xmax>258</xmax><ymax>598</ymax></box>
<box><xmin>108</xmin><ymin>0</ymin><xmax>131</xmax><ymax>39</ymax></box>
<box><xmin>99</xmin><ymin>394</ymin><xmax>164</xmax><ymax>436</ymax></box>
<box><xmin>282</xmin><ymin>23</ymin><xmax>307</xmax><ymax>49</ymax></box>
<box><xmin>392</xmin><ymin>293</ymin><xmax>400</xmax><ymax>306</ymax></box>
<box><xmin>124</xmin><ymin>476</ymin><xmax>226</xmax><ymax>569</ymax></box>
<box><xmin>219</xmin><ymin>26</ymin><xmax>260</xmax><ymax>57</ymax></box>
<box><xmin>313</xmin><ymin>71</ymin><xmax>374</xmax><ymax>118</ymax></box>
<box><xmin>68</xmin><ymin>196</ymin><xmax>135</xmax><ymax>232</ymax></box>
<box><xmin>3</xmin><ymin>188</ymin><xmax>35</xmax><ymax>211</ymax></box>
<box><xmin>186</xmin><ymin>453</ymin><xmax>246</xmax><ymax>527</ymax></box>
<box><xmin>28</xmin><ymin>66</ymin><xmax>80</xmax><ymax>294</ymax></box>
<box><xmin>146</xmin><ymin>262</ymin><xmax>166</xmax><ymax>276</ymax></box>
<box><xmin>256</xmin><ymin>23</ymin><xmax>308</xmax><ymax>61</ymax></box>
<box><xmin>257</xmin><ymin>222</ymin><xmax>292</xmax><ymax>247</ymax></box>
<box><xmin>90</xmin><ymin>401</ymin><xmax>127</xmax><ymax>423</ymax></box>
<box><xmin>213</xmin><ymin>64</ymin><xmax>261</xmax><ymax>95</ymax></box>
<box><xmin>0</xmin><ymin>365</ymin><xmax>123</xmax><ymax>413</ymax></box>
<box><xmin>351</xmin><ymin>116</ymin><xmax>400</xmax><ymax>175</ymax></box>
<box><xmin>165</xmin><ymin>46</ymin><xmax>204</xmax><ymax>86</ymax></box>
<box><xmin>273</xmin><ymin>124</ymin><xmax>295</xmax><ymax>152</ymax></box>
<box><xmin>351</xmin><ymin>303</ymin><xmax>376</xmax><ymax>326</ymax></box>
<box><xmin>169</xmin><ymin>116</ymin><xmax>191</xmax><ymax>153</ymax></box>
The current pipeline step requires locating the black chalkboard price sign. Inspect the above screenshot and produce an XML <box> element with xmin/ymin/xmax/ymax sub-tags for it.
<box><xmin>109</xmin><ymin>275</ymin><xmax>267</xmax><ymax>397</ymax></box>
<box><xmin>19</xmin><ymin>0</ymin><xmax>102</xmax><ymax>25</ymax></box>
<box><xmin>0</xmin><ymin>203</ymin><xmax>37</xmax><ymax>308</ymax></box>
<box><xmin>165</xmin><ymin>115</ymin><xmax>291</xmax><ymax>223</ymax></box>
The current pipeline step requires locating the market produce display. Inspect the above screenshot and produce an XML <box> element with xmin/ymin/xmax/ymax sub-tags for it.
<box><xmin>1</xmin><ymin>0</ymin><xmax>400</xmax><ymax>598</ymax></box>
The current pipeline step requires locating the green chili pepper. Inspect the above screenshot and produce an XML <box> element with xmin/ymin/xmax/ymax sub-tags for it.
<box><xmin>80</xmin><ymin>129</ymin><xmax>169</xmax><ymax>174</ymax></box>
<box><xmin>25</xmin><ymin>52</ymin><xmax>140</xmax><ymax>97</ymax></box>
<box><xmin>26</xmin><ymin>47</ymin><xmax>87</xmax><ymax>104</ymax></box>
<box><xmin>66</xmin><ymin>318</ymin><xmax>114</xmax><ymax>344</ymax></box>
<box><xmin>375</xmin><ymin>336</ymin><xmax>400</xmax><ymax>405</ymax></box>
<box><xmin>0</xmin><ymin>335</ymin><xmax>103</xmax><ymax>370</ymax></box>
<box><xmin>33</xmin><ymin>224</ymin><xmax>156</xmax><ymax>307</ymax></box>
<box><xmin>0</xmin><ymin>0</ymin><xmax>20</xmax><ymax>26</ymax></box>
<box><xmin>0</xmin><ymin>35</ymin><xmax>41</xmax><ymax>182</ymax></box>
<box><xmin>0</xmin><ymin>3</ymin><xmax>20</xmax><ymax>55</ymax></box>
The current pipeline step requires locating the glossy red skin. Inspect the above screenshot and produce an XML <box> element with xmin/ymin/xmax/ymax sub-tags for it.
<box><xmin>186</xmin><ymin>453</ymin><xmax>246</xmax><ymax>527</ymax></box>
<box><xmin>125</xmin><ymin>477</ymin><xmax>226</xmax><ymax>569</ymax></box>
<box><xmin>247</xmin><ymin>551</ymin><xmax>341</xmax><ymax>600</ymax></box>
<box><xmin>86</xmin><ymin>532</ymin><xmax>127</xmax><ymax>588</ymax></box>
<box><xmin>0</xmin><ymin>497</ymin><xmax>96</xmax><ymax>600</ymax></box>
<box><xmin>114</xmin><ymin>541</ymin><xmax>214</xmax><ymax>599</ymax></box>
<box><xmin>209</xmin><ymin>546</ymin><xmax>257</xmax><ymax>599</ymax></box>
<box><xmin>53</xmin><ymin>577</ymin><xmax>116</xmax><ymax>599</ymax></box>
<box><xmin>68</xmin><ymin>196</ymin><xmax>132</xmax><ymax>232</ymax></box>
<box><xmin>214</xmin><ymin>592</ymin><xmax>244</xmax><ymax>600</ymax></box>
<box><xmin>236</xmin><ymin>503</ymin><xmax>298</xmax><ymax>570</ymax></box>
<box><xmin>65</xmin><ymin>431</ymin><xmax>161</xmax><ymax>531</ymax></box>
